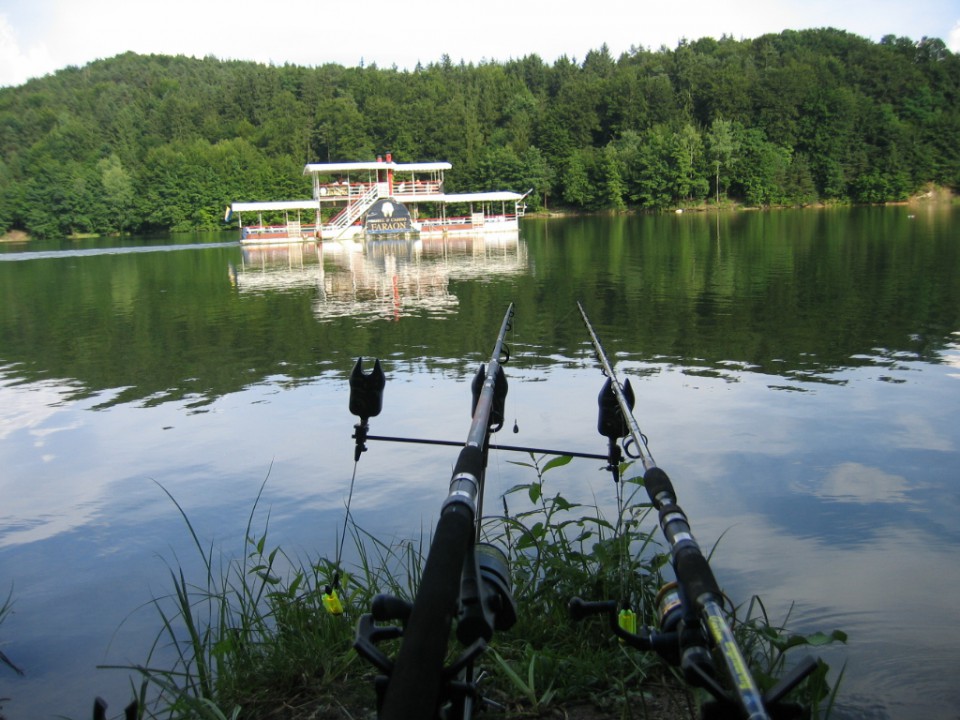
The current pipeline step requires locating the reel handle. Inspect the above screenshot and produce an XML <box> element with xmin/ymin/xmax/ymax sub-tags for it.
<box><xmin>568</xmin><ymin>597</ymin><xmax>617</xmax><ymax>621</ymax></box>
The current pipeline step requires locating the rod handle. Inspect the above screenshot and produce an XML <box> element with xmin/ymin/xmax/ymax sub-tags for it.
<box><xmin>644</xmin><ymin>466</ymin><xmax>675</xmax><ymax>505</ymax></box>
<box><xmin>675</xmin><ymin>545</ymin><xmax>723</xmax><ymax>604</ymax></box>
<box><xmin>380</xmin><ymin>505</ymin><xmax>473</xmax><ymax>720</ymax></box>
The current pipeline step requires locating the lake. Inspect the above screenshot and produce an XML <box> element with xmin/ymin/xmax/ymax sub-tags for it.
<box><xmin>1</xmin><ymin>206</ymin><xmax>958</xmax><ymax>719</ymax></box>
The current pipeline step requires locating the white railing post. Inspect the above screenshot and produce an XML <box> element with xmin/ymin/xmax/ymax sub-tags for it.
<box><xmin>322</xmin><ymin>183</ymin><xmax>381</xmax><ymax>239</ymax></box>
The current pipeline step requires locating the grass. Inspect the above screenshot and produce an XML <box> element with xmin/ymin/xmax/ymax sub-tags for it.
<box><xmin>0</xmin><ymin>588</ymin><xmax>23</xmax><ymax>676</ymax></box>
<box><xmin>1</xmin><ymin>586</ymin><xmax>25</xmax><ymax>720</ymax></box>
<box><xmin>113</xmin><ymin>457</ymin><xmax>844</xmax><ymax>719</ymax></box>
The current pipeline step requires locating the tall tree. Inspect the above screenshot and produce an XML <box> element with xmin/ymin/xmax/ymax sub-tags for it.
<box><xmin>99</xmin><ymin>154</ymin><xmax>135</xmax><ymax>234</ymax></box>
<box><xmin>671</xmin><ymin>124</ymin><xmax>709</xmax><ymax>203</ymax></box>
<box><xmin>706</xmin><ymin>118</ymin><xmax>738</xmax><ymax>203</ymax></box>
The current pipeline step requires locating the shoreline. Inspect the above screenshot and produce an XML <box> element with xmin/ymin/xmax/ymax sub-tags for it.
<box><xmin>3</xmin><ymin>187</ymin><xmax>955</xmax><ymax>242</ymax></box>
<box><xmin>526</xmin><ymin>184</ymin><xmax>956</xmax><ymax>218</ymax></box>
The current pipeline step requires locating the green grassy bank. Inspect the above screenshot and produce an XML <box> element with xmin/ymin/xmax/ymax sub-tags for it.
<box><xmin>114</xmin><ymin>458</ymin><xmax>844</xmax><ymax>719</ymax></box>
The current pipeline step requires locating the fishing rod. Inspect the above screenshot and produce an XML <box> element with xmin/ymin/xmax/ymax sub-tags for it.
<box><xmin>571</xmin><ymin>301</ymin><xmax>819</xmax><ymax>720</ymax></box>
<box><xmin>349</xmin><ymin>303</ymin><xmax>519</xmax><ymax>720</ymax></box>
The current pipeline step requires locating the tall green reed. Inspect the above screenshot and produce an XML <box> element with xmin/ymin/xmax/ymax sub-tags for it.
<box><xmin>112</xmin><ymin>481</ymin><xmax>378</xmax><ymax>718</ymax></box>
<box><xmin>118</xmin><ymin>454</ymin><xmax>842</xmax><ymax>719</ymax></box>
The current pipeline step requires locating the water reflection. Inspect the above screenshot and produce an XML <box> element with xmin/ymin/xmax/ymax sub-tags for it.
<box><xmin>944</xmin><ymin>330</ymin><xmax>960</xmax><ymax>378</ymax></box>
<box><xmin>230</xmin><ymin>241</ymin><xmax>326</xmax><ymax>293</ymax></box>
<box><xmin>232</xmin><ymin>235</ymin><xmax>527</xmax><ymax>323</ymax></box>
<box><xmin>0</xmin><ymin>240</ymin><xmax>237</xmax><ymax>261</ymax></box>
<box><xmin>1</xmin><ymin>211</ymin><xmax>959</xmax><ymax>718</ymax></box>
<box><xmin>797</xmin><ymin>462</ymin><xmax>915</xmax><ymax>505</ymax></box>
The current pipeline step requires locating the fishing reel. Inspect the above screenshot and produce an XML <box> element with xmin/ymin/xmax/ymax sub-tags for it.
<box><xmin>458</xmin><ymin>542</ymin><xmax>518</xmax><ymax>644</ymax></box>
<box><xmin>354</xmin><ymin>541</ymin><xmax>518</xmax><ymax>714</ymax></box>
<box><xmin>569</xmin><ymin>587</ymin><xmax>818</xmax><ymax>720</ymax></box>
<box><xmin>568</xmin><ymin>592</ymin><xmax>683</xmax><ymax>665</ymax></box>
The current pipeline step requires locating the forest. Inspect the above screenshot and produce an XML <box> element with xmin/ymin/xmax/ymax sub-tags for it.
<box><xmin>0</xmin><ymin>28</ymin><xmax>958</xmax><ymax>238</ymax></box>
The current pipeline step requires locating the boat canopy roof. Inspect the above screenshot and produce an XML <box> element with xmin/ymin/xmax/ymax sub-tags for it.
<box><xmin>303</xmin><ymin>161</ymin><xmax>452</xmax><ymax>175</ymax></box>
<box><xmin>232</xmin><ymin>200</ymin><xmax>319</xmax><ymax>212</ymax></box>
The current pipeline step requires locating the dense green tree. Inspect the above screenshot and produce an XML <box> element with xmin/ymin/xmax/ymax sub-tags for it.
<box><xmin>259</xmin><ymin>90</ymin><xmax>311</xmax><ymax>161</ymax></box>
<box><xmin>98</xmin><ymin>154</ymin><xmax>135</xmax><ymax>233</ymax></box>
<box><xmin>617</xmin><ymin>127</ymin><xmax>673</xmax><ymax>209</ymax></box>
<box><xmin>731</xmin><ymin>128</ymin><xmax>792</xmax><ymax>206</ymax></box>
<box><xmin>562</xmin><ymin>151</ymin><xmax>593</xmax><ymax>208</ymax></box>
<box><xmin>1</xmin><ymin>29</ymin><xmax>958</xmax><ymax>237</ymax></box>
<box><xmin>706</xmin><ymin>118</ymin><xmax>738</xmax><ymax>203</ymax></box>
<box><xmin>599</xmin><ymin>144</ymin><xmax>626</xmax><ymax>210</ymax></box>
<box><xmin>462</xmin><ymin>145</ymin><xmax>527</xmax><ymax>192</ymax></box>
<box><xmin>785</xmin><ymin>153</ymin><xmax>819</xmax><ymax>205</ymax></box>
<box><xmin>519</xmin><ymin>146</ymin><xmax>553</xmax><ymax>210</ymax></box>
<box><xmin>671</xmin><ymin>124</ymin><xmax>709</xmax><ymax>202</ymax></box>
<box><xmin>494</xmin><ymin>88</ymin><xmax>539</xmax><ymax>153</ymax></box>
<box><xmin>550</xmin><ymin>64</ymin><xmax>602</xmax><ymax>148</ymax></box>
<box><xmin>0</xmin><ymin>158</ymin><xmax>13</xmax><ymax>233</ymax></box>
<box><xmin>312</xmin><ymin>94</ymin><xmax>372</xmax><ymax>162</ymax></box>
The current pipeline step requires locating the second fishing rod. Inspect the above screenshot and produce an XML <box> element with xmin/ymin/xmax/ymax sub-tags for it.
<box><xmin>350</xmin><ymin>302</ymin><xmax>519</xmax><ymax>720</ymax></box>
<box><xmin>573</xmin><ymin>301</ymin><xmax>818</xmax><ymax>720</ymax></box>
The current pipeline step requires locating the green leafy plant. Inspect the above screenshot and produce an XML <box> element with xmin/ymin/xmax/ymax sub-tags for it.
<box><xmin>731</xmin><ymin>595</ymin><xmax>847</xmax><ymax>718</ymax></box>
<box><xmin>116</xmin><ymin>456</ymin><xmax>844</xmax><ymax>719</ymax></box>
<box><xmin>489</xmin><ymin>645</ymin><xmax>558</xmax><ymax>711</ymax></box>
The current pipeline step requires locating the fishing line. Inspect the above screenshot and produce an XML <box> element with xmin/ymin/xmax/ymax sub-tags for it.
<box><xmin>323</xmin><ymin>455</ymin><xmax>361</xmax><ymax>621</ymax></box>
<box><xmin>575</xmin><ymin>301</ymin><xmax>648</xmax><ymax>626</ymax></box>
<box><xmin>335</xmin><ymin>460</ymin><xmax>360</xmax><ymax>579</ymax></box>
<box><xmin>319</xmin><ymin>460</ymin><xmax>358</xmax><ymax>616</ymax></box>
<box><xmin>334</xmin><ymin>356</ymin><xmax>385</xmax><ymax>611</ymax></box>
<box><xmin>509</xmin><ymin>309</ymin><xmax>520</xmax><ymax>434</ymax></box>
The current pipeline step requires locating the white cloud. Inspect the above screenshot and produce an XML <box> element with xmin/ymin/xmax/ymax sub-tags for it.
<box><xmin>0</xmin><ymin>376</ymin><xmax>69</xmax><ymax>441</ymax></box>
<box><xmin>950</xmin><ymin>20</ymin><xmax>960</xmax><ymax>52</ymax></box>
<box><xmin>0</xmin><ymin>13</ymin><xmax>56</xmax><ymax>87</ymax></box>
<box><xmin>798</xmin><ymin>462</ymin><xmax>916</xmax><ymax>504</ymax></box>
<box><xmin>941</xmin><ymin>331</ymin><xmax>960</xmax><ymax>379</ymax></box>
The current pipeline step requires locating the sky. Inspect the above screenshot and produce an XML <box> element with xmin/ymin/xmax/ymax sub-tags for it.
<box><xmin>1</xmin><ymin>0</ymin><xmax>959</xmax><ymax>88</ymax></box>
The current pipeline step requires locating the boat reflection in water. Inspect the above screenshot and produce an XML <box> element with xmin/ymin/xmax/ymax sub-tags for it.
<box><xmin>231</xmin><ymin>233</ymin><xmax>527</xmax><ymax>322</ymax></box>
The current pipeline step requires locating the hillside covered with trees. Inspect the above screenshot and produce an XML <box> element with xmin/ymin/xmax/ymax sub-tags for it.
<box><xmin>1</xmin><ymin>28</ymin><xmax>958</xmax><ymax>238</ymax></box>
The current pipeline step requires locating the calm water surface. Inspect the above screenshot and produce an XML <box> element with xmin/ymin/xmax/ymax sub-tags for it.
<box><xmin>1</xmin><ymin>207</ymin><xmax>958</xmax><ymax>719</ymax></box>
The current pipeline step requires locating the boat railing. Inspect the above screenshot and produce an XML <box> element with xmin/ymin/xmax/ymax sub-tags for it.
<box><xmin>393</xmin><ymin>180</ymin><xmax>442</xmax><ymax>197</ymax></box>
<box><xmin>315</xmin><ymin>180</ymin><xmax>440</xmax><ymax>200</ymax></box>
<box><xmin>317</xmin><ymin>182</ymin><xmax>382</xmax><ymax>199</ymax></box>
<box><xmin>420</xmin><ymin>214</ymin><xmax>517</xmax><ymax>228</ymax></box>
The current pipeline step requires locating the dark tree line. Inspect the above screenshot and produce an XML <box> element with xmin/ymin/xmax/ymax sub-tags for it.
<box><xmin>1</xmin><ymin>28</ymin><xmax>958</xmax><ymax>238</ymax></box>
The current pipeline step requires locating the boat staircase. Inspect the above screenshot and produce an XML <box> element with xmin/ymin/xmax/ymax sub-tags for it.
<box><xmin>286</xmin><ymin>217</ymin><xmax>302</xmax><ymax>239</ymax></box>
<box><xmin>323</xmin><ymin>183</ymin><xmax>381</xmax><ymax>239</ymax></box>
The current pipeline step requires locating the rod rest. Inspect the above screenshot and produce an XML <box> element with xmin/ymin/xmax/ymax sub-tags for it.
<box><xmin>354</xmin><ymin>613</ymin><xmax>402</xmax><ymax>675</ymax></box>
<box><xmin>570</xmin><ymin>594</ymin><xmax>817</xmax><ymax>717</ymax></box>
<box><xmin>568</xmin><ymin>597</ymin><xmax>680</xmax><ymax>664</ymax></box>
<box><xmin>354</xmin><ymin>594</ymin><xmax>412</xmax><ymax>677</ymax></box>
